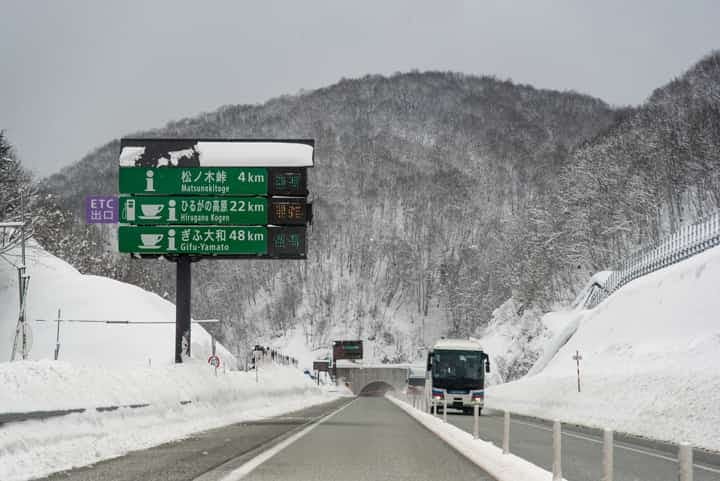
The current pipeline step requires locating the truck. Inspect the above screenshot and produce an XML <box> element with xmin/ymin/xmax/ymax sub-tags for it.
<box><xmin>425</xmin><ymin>338</ymin><xmax>490</xmax><ymax>415</ymax></box>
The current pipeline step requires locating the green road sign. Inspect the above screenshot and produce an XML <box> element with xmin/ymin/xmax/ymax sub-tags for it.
<box><xmin>118</xmin><ymin>167</ymin><xmax>307</xmax><ymax>196</ymax></box>
<box><xmin>333</xmin><ymin>340</ymin><xmax>363</xmax><ymax>360</ymax></box>
<box><xmin>118</xmin><ymin>225</ymin><xmax>306</xmax><ymax>257</ymax></box>
<box><xmin>119</xmin><ymin>196</ymin><xmax>309</xmax><ymax>226</ymax></box>
<box><xmin>120</xmin><ymin>196</ymin><xmax>266</xmax><ymax>225</ymax></box>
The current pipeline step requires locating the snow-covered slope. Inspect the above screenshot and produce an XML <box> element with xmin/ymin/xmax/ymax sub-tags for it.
<box><xmin>0</xmin><ymin>241</ymin><xmax>231</xmax><ymax>367</ymax></box>
<box><xmin>0</xmin><ymin>362</ymin><xmax>339</xmax><ymax>481</ymax></box>
<box><xmin>0</xmin><ymin>242</ymin><xmax>343</xmax><ymax>481</ymax></box>
<box><xmin>487</xmin><ymin>245</ymin><xmax>720</xmax><ymax>451</ymax></box>
<box><xmin>477</xmin><ymin>272</ymin><xmax>611</xmax><ymax>384</ymax></box>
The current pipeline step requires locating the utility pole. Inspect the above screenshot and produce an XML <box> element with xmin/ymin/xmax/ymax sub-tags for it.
<box><xmin>9</xmin><ymin>185</ymin><xmax>30</xmax><ymax>361</ymax></box>
<box><xmin>573</xmin><ymin>350</ymin><xmax>583</xmax><ymax>393</ymax></box>
<box><xmin>19</xmin><ymin>187</ymin><xmax>28</xmax><ymax>360</ymax></box>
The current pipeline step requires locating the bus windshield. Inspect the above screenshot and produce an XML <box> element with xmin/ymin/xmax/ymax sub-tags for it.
<box><xmin>432</xmin><ymin>350</ymin><xmax>484</xmax><ymax>383</ymax></box>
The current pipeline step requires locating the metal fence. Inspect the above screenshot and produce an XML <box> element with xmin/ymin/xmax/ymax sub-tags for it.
<box><xmin>585</xmin><ymin>211</ymin><xmax>720</xmax><ymax>308</ymax></box>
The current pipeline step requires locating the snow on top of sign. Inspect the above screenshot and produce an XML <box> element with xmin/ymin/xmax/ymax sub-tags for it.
<box><xmin>167</xmin><ymin>148</ymin><xmax>196</xmax><ymax>165</ymax></box>
<box><xmin>118</xmin><ymin>146</ymin><xmax>145</xmax><ymax>166</ymax></box>
<box><xmin>195</xmin><ymin>141</ymin><xmax>313</xmax><ymax>167</ymax></box>
<box><xmin>118</xmin><ymin>141</ymin><xmax>313</xmax><ymax>167</ymax></box>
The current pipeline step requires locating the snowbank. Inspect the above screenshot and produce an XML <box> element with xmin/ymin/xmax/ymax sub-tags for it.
<box><xmin>387</xmin><ymin>395</ymin><xmax>563</xmax><ymax>481</ymax></box>
<box><xmin>487</xmin><ymin>245</ymin><xmax>720</xmax><ymax>451</ymax></box>
<box><xmin>0</xmin><ymin>241</ymin><xmax>231</xmax><ymax>367</ymax></box>
<box><xmin>0</xmin><ymin>362</ymin><xmax>341</xmax><ymax>481</ymax></box>
<box><xmin>0</xmin><ymin>243</ymin><xmax>345</xmax><ymax>480</ymax></box>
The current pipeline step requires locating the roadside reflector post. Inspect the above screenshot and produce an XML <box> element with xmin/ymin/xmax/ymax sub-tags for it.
<box><xmin>503</xmin><ymin>411</ymin><xmax>510</xmax><ymax>454</ymax></box>
<box><xmin>679</xmin><ymin>443</ymin><xmax>693</xmax><ymax>481</ymax></box>
<box><xmin>552</xmin><ymin>419</ymin><xmax>562</xmax><ymax>481</ymax></box>
<box><xmin>473</xmin><ymin>403</ymin><xmax>479</xmax><ymax>439</ymax></box>
<box><xmin>54</xmin><ymin>308</ymin><xmax>62</xmax><ymax>361</ymax></box>
<box><xmin>443</xmin><ymin>397</ymin><xmax>447</xmax><ymax>423</ymax></box>
<box><xmin>603</xmin><ymin>429</ymin><xmax>613</xmax><ymax>481</ymax></box>
<box><xmin>431</xmin><ymin>398</ymin><xmax>436</xmax><ymax>416</ymax></box>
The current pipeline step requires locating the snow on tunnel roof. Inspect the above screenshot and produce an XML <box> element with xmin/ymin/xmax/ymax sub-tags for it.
<box><xmin>118</xmin><ymin>139</ymin><xmax>314</xmax><ymax>167</ymax></box>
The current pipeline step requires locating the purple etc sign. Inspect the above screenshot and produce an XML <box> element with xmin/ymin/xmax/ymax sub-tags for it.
<box><xmin>86</xmin><ymin>196</ymin><xmax>118</xmax><ymax>224</ymax></box>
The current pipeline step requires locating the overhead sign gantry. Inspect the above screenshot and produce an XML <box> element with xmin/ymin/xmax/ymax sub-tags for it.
<box><xmin>117</xmin><ymin>138</ymin><xmax>314</xmax><ymax>362</ymax></box>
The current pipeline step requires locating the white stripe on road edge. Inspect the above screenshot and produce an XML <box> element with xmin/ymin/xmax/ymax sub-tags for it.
<box><xmin>387</xmin><ymin>395</ymin><xmax>561</xmax><ymax>481</ymax></box>
<box><xmin>506</xmin><ymin>417</ymin><xmax>720</xmax><ymax>475</ymax></box>
<box><xmin>219</xmin><ymin>398</ymin><xmax>356</xmax><ymax>481</ymax></box>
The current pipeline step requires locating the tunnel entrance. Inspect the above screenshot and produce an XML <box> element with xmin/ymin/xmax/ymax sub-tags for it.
<box><xmin>358</xmin><ymin>381</ymin><xmax>395</xmax><ymax>397</ymax></box>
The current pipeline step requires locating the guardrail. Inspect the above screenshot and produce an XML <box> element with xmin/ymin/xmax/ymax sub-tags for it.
<box><xmin>249</xmin><ymin>345</ymin><xmax>299</xmax><ymax>368</ymax></box>
<box><xmin>585</xmin><ymin>211</ymin><xmax>720</xmax><ymax>308</ymax></box>
<box><xmin>393</xmin><ymin>391</ymin><xmax>699</xmax><ymax>481</ymax></box>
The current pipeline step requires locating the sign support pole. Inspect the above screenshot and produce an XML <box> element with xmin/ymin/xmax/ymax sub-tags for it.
<box><xmin>175</xmin><ymin>255</ymin><xmax>192</xmax><ymax>363</ymax></box>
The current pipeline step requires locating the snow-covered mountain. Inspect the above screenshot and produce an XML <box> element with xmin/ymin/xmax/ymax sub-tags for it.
<box><xmin>18</xmin><ymin>51</ymin><xmax>720</xmax><ymax>372</ymax></box>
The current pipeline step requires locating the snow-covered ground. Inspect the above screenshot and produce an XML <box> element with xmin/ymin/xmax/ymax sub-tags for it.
<box><xmin>0</xmin><ymin>243</ymin><xmax>343</xmax><ymax>481</ymax></box>
<box><xmin>486</xmin><ymin>245</ymin><xmax>720</xmax><ymax>451</ymax></box>
<box><xmin>0</xmin><ymin>362</ymin><xmax>341</xmax><ymax>481</ymax></box>
<box><xmin>0</xmin><ymin>241</ymin><xmax>232</xmax><ymax>367</ymax></box>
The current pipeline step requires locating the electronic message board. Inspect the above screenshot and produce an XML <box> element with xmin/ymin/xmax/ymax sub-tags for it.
<box><xmin>333</xmin><ymin>340</ymin><xmax>363</xmax><ymax>361</ymax></box>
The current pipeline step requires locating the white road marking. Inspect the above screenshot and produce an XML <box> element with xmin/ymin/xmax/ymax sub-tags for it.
<box><xmin>506</xmin><ymin>417</ymin><xmax>720</xmax><ymax>474</ymax></box>
<box><xmin>218</xmin><ymin>398</ymin><xmax>356</xmax><ymax>480</ymax></box>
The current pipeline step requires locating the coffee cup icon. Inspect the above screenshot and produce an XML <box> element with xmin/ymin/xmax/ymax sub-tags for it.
<box><xmin>140</xmin><ymin>204</ymin><xmax>164</xmax><ymax>218</ymax></box>
<box><xmin>140</xmin><ymin>233</ymin><xmax>164</xmax><ymax>248</ymax></box>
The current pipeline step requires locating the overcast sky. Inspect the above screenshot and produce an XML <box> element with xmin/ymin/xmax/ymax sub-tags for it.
<box><xmin>1</xmin><ymin>0</ymin><xmax>718</xmax><ymax>175</ymax></box>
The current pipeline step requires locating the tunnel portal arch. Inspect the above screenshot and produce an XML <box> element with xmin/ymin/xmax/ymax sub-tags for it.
<box><xmin>334</xmin><ymin>365</ymin><xmax>412</xmax><ymax>395</ymax></box>
<box><xmin>358</xmin><ymin>381</ymin><xmax>395</xmax><ymax>396</ymax></box>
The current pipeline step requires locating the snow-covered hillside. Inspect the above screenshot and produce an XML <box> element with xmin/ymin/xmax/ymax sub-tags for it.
<box><xmin>0</xmin><ymin>362</ymin><xmax>339</xmax><ymax>481</ymax></box>
<box><xmin>0</xmin><ymin>241</ymin><xmax>231</xmax><ymax>366</ymax></box>
<box><xmin>0</xmin><ymin>242</ymin><xmax>344</xmax><ymax>481</ymax></box>
<box><xmin>486</xmin><ymin>245</ymin><xmax>720</xmax><ymax>451</ymax></box>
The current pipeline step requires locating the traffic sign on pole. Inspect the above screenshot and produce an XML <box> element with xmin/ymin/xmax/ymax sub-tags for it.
<box><xmin>117</xmin><ymin>138</ymin><xmax>315</xmax><ymax>364</ymax></box>
<box><xmin>118</xmin><ymin>225</ymin><xmax>306</xmax><ymax>258</ymax></box>
<box><xmin>119</xmin><ymin>167</ymin><xmax>308</xmax><ymax>196</ymax></box>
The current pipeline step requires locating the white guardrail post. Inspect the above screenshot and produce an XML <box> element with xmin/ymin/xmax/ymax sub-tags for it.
<box><xmin>443</xmin><ymin>397</ymin><xmax>447</xmax><ymax>422</ymax></box>
<box><xmin>473</xmin><ymin>403</ymin><xmax>479</xmax><ymax>439</ymax></box>
<box><xmin>503</xmin><ymin>411</ymin><xmax>510</xmax><ymax>454</ymax></box>
<box><xmin>679</xmin><ymin>443</ymin><xmax>693</xmax><ymax>481</ymax></box>
<box><xmin>603</xmin><ymin>428</ymin><xmax>613</xmax><ymax>481</ymax></box>
<box><xmin>552</xmin><ymin>419</ymin><xmax>562</xmax><ymax>481</ymax></box>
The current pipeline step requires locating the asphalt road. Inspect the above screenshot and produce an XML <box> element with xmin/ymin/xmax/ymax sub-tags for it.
<box><xmin>441</xmin><ymin>407</ymin><xmax>720</xmax><ymax>481</ymax></box>
<box><xmin>240</xmin><ymin>396</ymin><xmax>494</xmax><ymax>481</ymax></box>
<box><xmin>35</xmin><ymin>397</ymin><xmax>493</xmax><ymax>481</ymax></box>
<box><xmin>36</xmin><ymin>398</ymin><xmax>350</xmax><ymax>481</ymax></box>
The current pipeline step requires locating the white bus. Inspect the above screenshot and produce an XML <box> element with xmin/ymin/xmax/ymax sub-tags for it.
<box><xmin>426</xmin><ymin>339</ymin><xmax>490</xmax><ymax>414</ymax></box>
